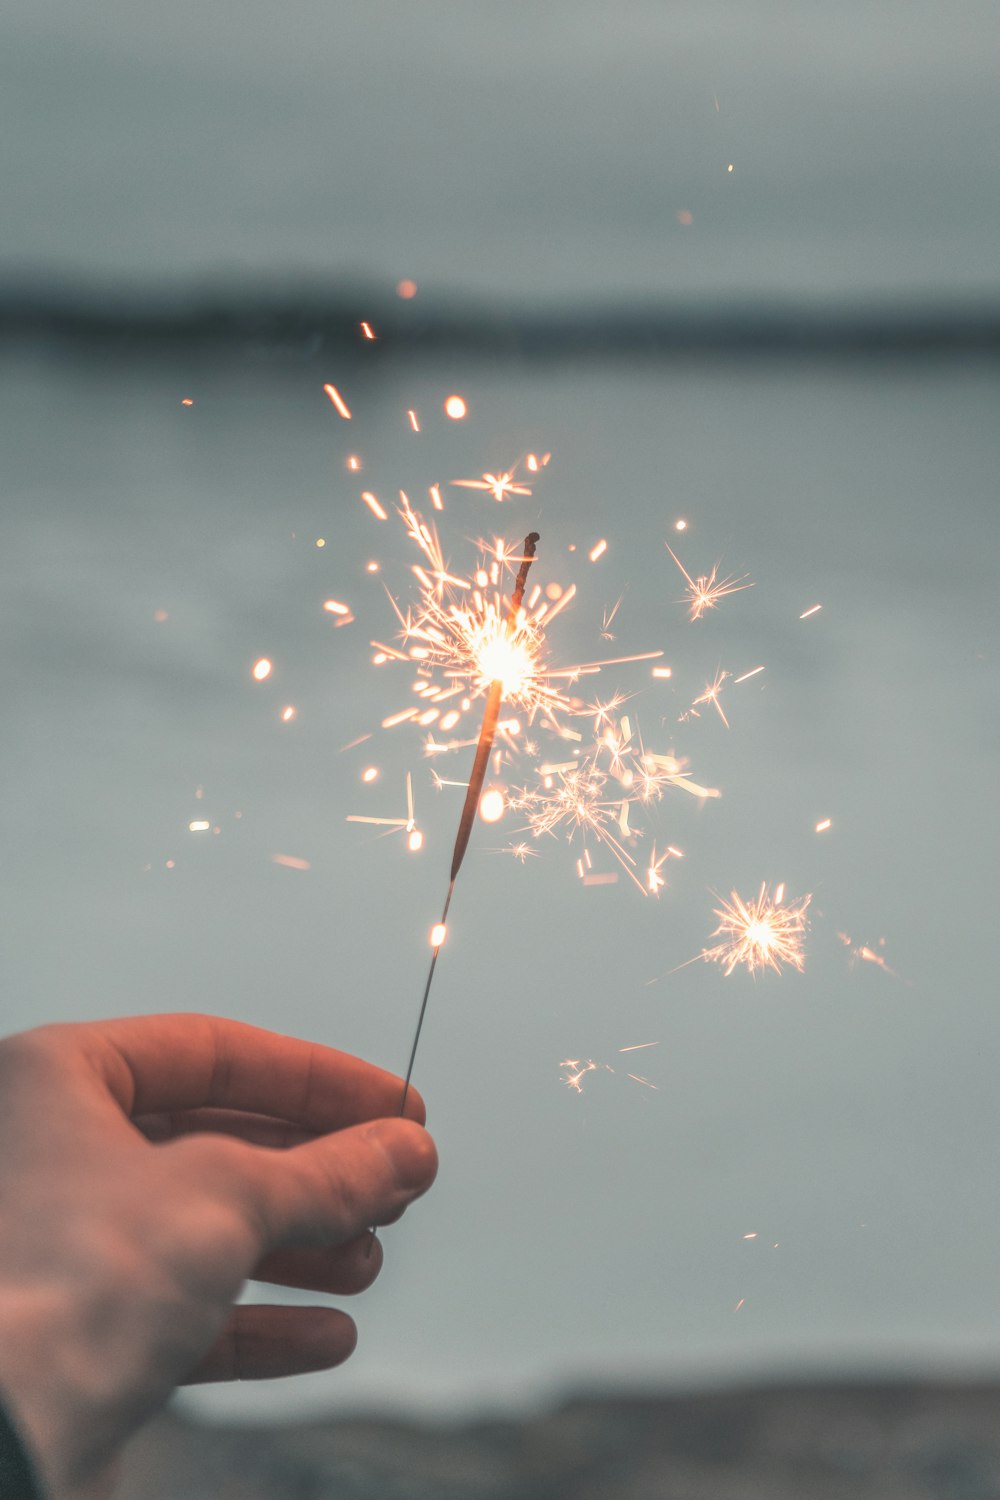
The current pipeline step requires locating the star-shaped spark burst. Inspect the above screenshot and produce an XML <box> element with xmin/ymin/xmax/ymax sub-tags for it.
<box><xmin>702</xmin><ymin>882</ymin><xmax>811</xmax><ymax>976</ymax></box>
<box><xmin>690</xmin><ymin>669</ymin><xmax>732</xmax><ymax>727</ymax></box>
<box><xmin>452</xmin><ymin>468</ymin><xmax>533</xmax><ymax>503</ymax></box>
<box><xmin>375</xmin><ymin>494</ymin><xmax>580</xmax><ymax>743</ymax></box>
<box><xmin>666</xmin><ymin>544</ymin><xmax>753</xmax><ymax>622</ymax></box>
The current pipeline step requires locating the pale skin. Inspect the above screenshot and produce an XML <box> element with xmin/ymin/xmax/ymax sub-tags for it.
<box><xmin>0</xmin><ymin>1013</ymin><xmax>437</xmax><ymax>1500</ymax></box>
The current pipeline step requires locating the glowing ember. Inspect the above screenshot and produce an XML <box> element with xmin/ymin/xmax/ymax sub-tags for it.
<box><xmin>588</xmin><ymin>539</ymin><xmax>608</xmax><ymax>563</ymax></box>
<box><xmin>362</xmin><ymin>766</ymin><xmax>379</xmax><ymax>783</ymax></box>
<box><xmin>251</xmin><ymin>658</ymin><xmax>272</xmax><ymax>681</ymax></box>
<box><xmin>396</xmin><ymin>279</ymin><xmax>417</xmax><ymax>299</ymax></box>
<box><xmin>323</xmin><ymin>384</ymin><xmax>352</xmax><ymax>419</ymax></box>
<box><xmin>362</xmin><ymin>491</ymin><xmax>388</xmax><ymax>521</ymax></box>
<box><xmin>188</xmin><ymin>820</ymin><xmax>210</xmax><ymax>833</ymax></box>
<box><xmin>430</xmin><ymin>922</ymin><xmax>447</xmax><ymax>947</ymax></box>
<box><xmin>444</xmin><ymin>395</ymin><xmax>467</xmax><ymax>420</ymax></box>
<box><xmin>702</xmin><ymin>883</ymin><xmax>811</xmax><ymax>977</ymax></box>
<box><xmin>479</xmin><ymin>787</ymin><xmax>505</xmax><ymax>823</ymax></box>
<box><xmin>280</xmin><ymin>706</ymin><xmax>296</xmax><ymax>721</ymax></box>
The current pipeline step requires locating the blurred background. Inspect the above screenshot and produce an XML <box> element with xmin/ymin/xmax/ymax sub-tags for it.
<box><xmin>2</xmin><ymin>2</ymin><xmax>1000</xmax><ymax>1492</ymax></box>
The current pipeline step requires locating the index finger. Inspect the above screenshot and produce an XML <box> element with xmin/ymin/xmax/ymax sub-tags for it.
<box><xmin>69</xmin><ymin>1013</ymin><xmax>425</xmax><ymax>1131</ymax></box>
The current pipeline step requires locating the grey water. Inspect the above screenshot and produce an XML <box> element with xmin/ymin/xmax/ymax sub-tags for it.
<box><xmin>2</xmin><ymin>345</ymin><xmax>997</xmax><ymax>1421</ymax></box>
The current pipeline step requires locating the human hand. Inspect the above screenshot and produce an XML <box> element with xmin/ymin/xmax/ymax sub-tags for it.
<box><xmin>0</xmin><ymin>1013</ymin><xmax>436</xmax><ymax>1499</ymax></box>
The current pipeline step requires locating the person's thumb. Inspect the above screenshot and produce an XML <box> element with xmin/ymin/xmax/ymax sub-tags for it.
<box><xmin>197</xmin><ymin>1117</ymin><xmax>438</xmax><ymax>1255</ymax></box>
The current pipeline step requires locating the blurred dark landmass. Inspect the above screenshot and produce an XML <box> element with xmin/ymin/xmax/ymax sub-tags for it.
<box><xmin>2</xmin><ymin>281</ymin><xmax>1000</xmax><ymax>364</ymax></box>
<box><xmin>120</xmin><ymin>1378</ymin><xmax>1000</xmax><ymax>1499</ymax></box>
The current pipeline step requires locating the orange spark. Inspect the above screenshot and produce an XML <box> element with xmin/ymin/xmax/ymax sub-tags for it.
<box><xmin>272</xmin><ymin>854</ymin><xmax>311</xmax><ymax>871</ymax></box>
<box><xmin>589</xmin><ymin>539</ymin><xmax>608</xmax><ymax>563</ymax></box>
<box><xmin>362</xmin><ymin>491</ymin><xmax>388</xmax><ymax>521</ymax></box>
<box><xmin>323</xmin><ymin>384</ymin><xmax>352</xmax><ymax>419</ymax></box>
<box><xmin>251</xmin><ymin>657</ymin><xmax>272</xmax><ymax>681</ymax></box>
<box><xmin>444</xmin><ymin>395</ymin><xmax>467</xmax><ymax>420</ymax></box>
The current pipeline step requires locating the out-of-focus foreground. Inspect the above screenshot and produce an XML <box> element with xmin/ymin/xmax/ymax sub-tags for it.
<box><xmin>120</xmin><ymin>1381</ymin><xmax>1000</xmax><ymax>1500</ymax></box>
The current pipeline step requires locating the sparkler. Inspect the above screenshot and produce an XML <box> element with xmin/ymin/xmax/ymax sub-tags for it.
<box><xmin>336</xmin><ymin>397</ymin><xmax>822</xmax><ymax>1125</ymax></box>
<box><xmin>397</xmin><ymin>531</ymin><xmax>541</xmax><ymax>1115</ymax></box>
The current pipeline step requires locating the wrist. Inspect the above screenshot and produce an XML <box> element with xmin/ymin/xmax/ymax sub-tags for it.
<box><xmin>0</xmin><ymin>1280</ymin><xmax>112</xmax><ymax>1497</ymax></box>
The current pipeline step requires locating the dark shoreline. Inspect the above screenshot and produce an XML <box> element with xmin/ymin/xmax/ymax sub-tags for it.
<box><xmin>3</xmin><ymin>284</ymin><xmax>1000</xmax><ymax>363</ymax></box>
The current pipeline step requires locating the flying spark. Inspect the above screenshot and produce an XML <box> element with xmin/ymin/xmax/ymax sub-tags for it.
<box><xmin>451</xmin><ymin>468</ymin><xmax>532</xmax><ymax>503</ymax></box>
<box><xmin>665</xmin><ymin>544</ymin><xmax>753</xmax><ymax>621</ymax></box>
<box><xmin>323</xmin><ymin>384</ymin><xmax>352</xmax><ymax>419</ymax></box>
<box><xmin>702</xmin><ymin>883</ymin><xmax>811</xmax><ymax>976</ymax></box>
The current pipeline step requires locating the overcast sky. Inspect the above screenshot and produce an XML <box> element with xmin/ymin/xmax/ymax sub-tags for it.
<box><xmin>1</xmin><ymin>0</ymin><xmax>999</xmax><ymax>303</ymax></box>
